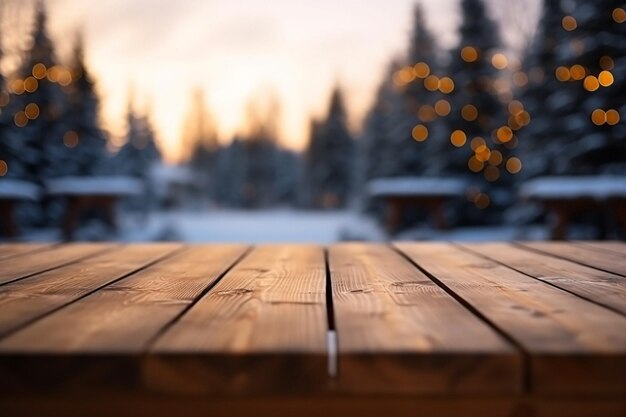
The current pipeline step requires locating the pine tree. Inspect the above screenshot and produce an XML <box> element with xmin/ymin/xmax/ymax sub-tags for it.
<box><xmin>439</xmin><ymin>0</ymin><xmax>508</xmax><ymax>179</ymax></box>
<box><xmin>53</xmin><ymin>34</ymin><xmax>107</xmax><ymax>177</ymax></box>
<box><xmin>0</xmin><ymin>3</ymin><xmax>68</xmax><ymax>182</ymax></box>
<box><xmin>517</xmin><ymin>0</ymin><xmax>569</xmax><ymax>179</ymax></box>
<box><xmin>116</xmin><ymin>102</ymin><xmax>160</xmax><ymax>179</ymax></box>
<box><xmin>557</xmin><ymin>1</ymin><xmax>626</xmax><ymax>173</ymax></box>
<box><xmin>305</xmin><ymin>86</ymin><xmax>354</xmax><ymax>208</ymax></box>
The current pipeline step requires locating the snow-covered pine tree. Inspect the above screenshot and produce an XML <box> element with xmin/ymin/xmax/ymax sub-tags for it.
<box><xmin>1</xmin><ymin>3</ymin><xmax>68</xmax><ymax>182</ymax></box>
<box><xmin>116</xmin><ymin>102</ymin><xmax>161</xmax><ymax>179</ymax></box>
<box><xmin>53</xmin><ymin>34</ymin><xmax>108</xmax><ymax>177</ymax></box>
<box><xmin>517</xmin><ymin>0</ymin><xmax>570</xmax><ymax>179</ymax></box>
<box><xmin>556</xmin><ymin>1</ymin><xmax>626</xmax><ymax>173</ymax></box>
<box><xmin>305</xmin><ymin>86</ymin><xmax>354</xmax><ymax>208</ymax></box>
<box><xmin>438</xmin><ymin>0</ymin><xmax>508</xmax><ymax>179</ymax></box>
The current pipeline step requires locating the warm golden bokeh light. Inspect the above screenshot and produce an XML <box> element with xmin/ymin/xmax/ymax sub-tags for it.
<box><xmin>474</xmin><ymin>144</ymin><xmax>491</xmax><ymax>162</ymax></box>
<box><xmin>606</xmin><ymin>109</ymin><xmax>620</xmax><ymax>125</ymax></box>
<box><xmin>0</xmin><ymin>160</ymin><xmax>7</xmax><ymax>177</ymax></box>
<box><xmin>562</xmin><ymin>15</ymin><xmax>577</xmax><ymax>31</ymax></box>
<box><xmin>25</xmin><ymin>103</ymin><xmax>40</xmax><ymax>120</ymax></box>
<box><xmin>413</xmin><ymin>62</ymin><xmax>430</xmax><ymax>78</ymax></box>
<box><xmin>583</xmin><ymin>75</ymin><xmax>600</xmax><ymax>91</ymax></box>
<box><xmin>598</xmin><ymin>71</ymin><xmax>614</xmax><ymax>87</ymax></box>
<box><xmin>412</xmin><ymin>124</ymin><xmax>429</xmax><ymax>142</ymax></box>
<box><xmin>461</xmin><ymin>104</ymin><xmax>478</xmax><ymax>121</ymax></box>
<box><xmin>434</xmin><ymin>99</ymin><xmax>451</xmax><ymax>116</ymax></box>
<box><xmin>508</xmin><ymin>100</ymin><xmax>524</xmax><ymax>115</ymax></box>
<box><xmin>555</xmin><ymin>66</ymin><xmax>570</xmax><ymax>81</ymax></box>
<box><xmin>24</xmin><ymin>77</ymin><xmax>38</xmax><ymax>93</ymax></box>
<box><xmin>489</xmin><ymin>150</ymin><xmax>503</xmax><ymax>166</ymax></box>
<box><xmin>14</xmin><ymin>111</ymin><xmax>28</xmax><ymax>127</ymax></box>
<box><xmin>450</xmin><ymin>130</ymin><xmax>467</xmax><ymax>147</ymax></box>
<box><xmin>591</xmin><ymin>109</ymin><xmax>607</xmax><ymax>126</ymax></box>
<box><xmin>471</xmin><ymin>137</ymin><xmax>486</xmax><ymax>151</ymax></box>
<box><xmin>32</xmin><ymin>63</ymin><xmax>47</xmax><ymax>80</ymax></box>
<box><xmin>424</xmin><ymin>75</ymin><xmax>440</xmax><ymax>91</ymax></box>
<box><xmin>468</xmin><ymin>156</ymin><xmax>483</xmax><ymax>173</ymax></box>
<box><xmin>491</xmin><ymin>53</ymin><xmax>508</xmax><ymax>70</ymax></box>
<box><xmin>63</xmin><ymin>131</ymin><xmax>80</xmax><ymax>148</ymax></box>
<box><xmin>496</xmin><ymin>126</ymin><xmax>513</xmax><ymax>143</ymax></box>
<box><xmin>613</xmin><ymin>7</ymin><xmax>626</xmax><ymax>23</ymax></box>
<box><xmin>461</xmin><ymin>46</ymin><xmax>478</xmax><ymax>62</ymax></box>
<box><xmin>506</xmin><ymin>157</ymin><xmax>522</xmax><ymax>174</ymax></box>
<box><xmin>418</xmin><ymin>105</ymin><xmax>437</xmax><ymax>122</ymax></box>
<box><xmin>438</xmin><ymin>77</ymin><xmax>454</xmax><ymax>94</ymax></box>
<box><xmin>570</xmin><ymin>65</ymin><xmax>586</xmax><ymax>80</ymax></box>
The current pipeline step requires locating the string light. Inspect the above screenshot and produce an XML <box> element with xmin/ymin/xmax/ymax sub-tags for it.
<box><xmin>562</xmin><ymin>15</ymin><xmax>577</xmax><ymax>31</ymax></box>
<box><xmin>412</xmin><ymin>124</ymin><xmax>428</xmax><ymax>141</ymax></box>
<box><xmin>434</xmin><ymin>99</ymin><xmax>451</xmax><ymax>116</ymax></box>
<box><xmin>461</xmin><ymin>46</ymin><xmax>478</xmax><ymax>62</ymax></box>
<box><xmin>450</xmin><ymin>130</ymin><xmax>467</xmax><ymax>147</ymax></box>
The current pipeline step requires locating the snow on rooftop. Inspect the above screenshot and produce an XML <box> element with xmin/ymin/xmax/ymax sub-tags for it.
<box><xmin>368</xmin><ymin>177</ymin><xmax>468</xmax><ymax>197</ymax></box>
<box><xmin>0</xmin><ymin>179</ymin><xmax>42</xmax><ymax>201</ymax></box>
<box><xmin>521</xmin><ymin>176</ymin><xmax>626</xmax><ymax>200</ymax></box>
<box><xmin>46</xmin><ymin>176</ymin><xmax>144</xmax><ymax>196</ymax></box>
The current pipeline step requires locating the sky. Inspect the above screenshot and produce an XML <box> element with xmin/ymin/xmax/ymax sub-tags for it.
<box><xmin>9</xmin><ymin>0</ymin><xmax>540</xmax><ymax>162</ymax></box>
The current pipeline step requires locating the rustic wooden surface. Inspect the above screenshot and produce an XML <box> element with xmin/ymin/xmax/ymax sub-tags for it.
<box><xmin>0</xmin><ymin>242</ymin><xmax>624</xmax><ymax>416</ymax></box>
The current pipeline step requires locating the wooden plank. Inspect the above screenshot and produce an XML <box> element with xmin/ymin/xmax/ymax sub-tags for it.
<box><xmin>2</xmin><ymin>393</ymin><xmax>626</xmax><ymax>417</ymax></box>
<box><xmin>457</xmin><ymin>243</ymin><xmax>626</xmax><ymax>315</ymax></box>
<box><xmin>0</xmin><ymin>244</ymin><xmax>183</xmax><ymax>338</ymax></box>
<box><xmin>329</xmin><ymin>243</ymin><xmax>521</xmax><ymax>395</ymax></box>
<box><xmin>577</xmin><ymin>241</ymin><xmax>626</xmax><ymax>256</ymax></box>
<box><xmin>0</xmin><ymin>243</ymin><xmax>116</xmax><ymax>286</ymax></box>
<box><xmin>0</xmin><ymin>245</ymin><xmax>247</xmax><ymax>390</ymax></box>
<box><xmin>518</xmin><ymin>241</ymin><xmax>626</xmax><ymax>277</ymax></box>
<box><xmin>0</xmin><ymin>243</ymin><xmax>55</xmax><ymax>261</ymax></box>
<box><xmin>395</xmin><ymin>242</ymin><xmax>626</xmax><ymax>395</ymax></box>
<box><xmin>147</xmin><ymin>245</ymin><xmax>328</xmax><ymax>395</ymax></box>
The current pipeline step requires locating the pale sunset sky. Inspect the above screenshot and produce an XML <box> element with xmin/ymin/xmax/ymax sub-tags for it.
<box><xmin>14</xmin><ymin>0</ymin><xmax>539</xmax><ymax>161</ymax></box>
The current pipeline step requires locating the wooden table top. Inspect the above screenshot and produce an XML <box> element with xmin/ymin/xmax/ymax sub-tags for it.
<box><xmin>0</xmin><ymin>242</ymin><xmax>625</xmax><ymax>416</ymax></box>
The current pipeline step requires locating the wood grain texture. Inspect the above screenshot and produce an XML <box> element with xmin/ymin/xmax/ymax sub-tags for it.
<box><xmin>519</xmin><ymin>241</ymin><xmax>626</xmax><ymax>277</ymax></box>
<box><xmin>0</xmin><ymin>244</ymin><xmax>183</xmax><ymax>337</ymax></box>
<box><xmin>147</xmin><ymin>245</ymin><xmax>328</xmax><ymax>395</ymax></box>
<box><xmin>0</xmin><ymin>244</ymin><xmax>115</xmax><ymax>285</ymax></box>
<box><xmin>329</xmin><ymin>243</ymin><xmax>520</xmax><ymax>394</ymax></box>
<box><xmin>457</xmin><ymin>242</ymin><xmax>626</xmax><ymax>315</ymax></box>
<box><xmin>0</xmin><ymin>245</ymin><xmax>248</xmax><ymax>391</ymax></box>
<box><xmin>0</xmin><ymin>245</ymin><xmax>247</xmax><ymax>353</ymax></box>
<box><xmin>578</xmin><ymin>241</ymin><xmax>626</xmax><ymax>256</ymax></box>
<box><xmin>395</xmin><ymin>242</ymin><xmax>626</xmax><ymax>394</ymax></box>
<box><xmin>0</xmin><ymin>243</ymin><xmax>55</xmax><ymax>261</ymax></box>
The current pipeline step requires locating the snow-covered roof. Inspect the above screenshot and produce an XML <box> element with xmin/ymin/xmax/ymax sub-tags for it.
<box><xmin>47</xmin><ymin>176</ymin><xmax>144</xmax><ymax>196</ymax></box>
<box><xmin>521</xmin><ymin>176</ymin><xmax>626</xmax><ymax>200</ymax></box>
<box><xmin>368</xmin><ymin>177</ymin><xmax>467</xmax><ymax>197</ymax></box>
<box><xmin>0</xmin><ymin>180</ymin><xmax>42</xmax><ymax>201</ymax></box>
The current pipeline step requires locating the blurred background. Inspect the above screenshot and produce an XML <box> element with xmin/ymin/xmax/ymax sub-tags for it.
<box><xmin>0</xmin><ymin>0</ymin><xmax>624</xmax><ymax>243</ymax></box>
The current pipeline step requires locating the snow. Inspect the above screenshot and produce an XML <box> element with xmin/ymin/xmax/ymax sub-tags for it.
<box><xmin>0</xmin><ymin>180</ymin><xmax>42</xmax><ymax>201</ymax></box>
<box><xmin>521</xmin><ymin>176</ymin><xmax>626</xmax><ymax>200</ymax></box>
<box><xmin>46</xmin><ymin>176</ymin><xmax>144</xmax><ymax>196</ymax></box>
<box><xmin>368</xmin><ymin>177</ymin><xmax>468</xmax><ymax>197</ymax></box>
<box><xmin>131</xmin><ymin>209</ymin><xmax>377</xmax><ymax>243</ymax></box>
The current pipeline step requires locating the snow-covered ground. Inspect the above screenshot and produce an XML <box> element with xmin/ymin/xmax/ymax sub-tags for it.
<box><xmin>120</xmin><ymin>209</ymin><xmax>385</xmax><ymax>243</ymax></box>
<box><xmin>8</xmin><ymin>209</ymin><xmax>555</xmax><ymax>243</ymax></box>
